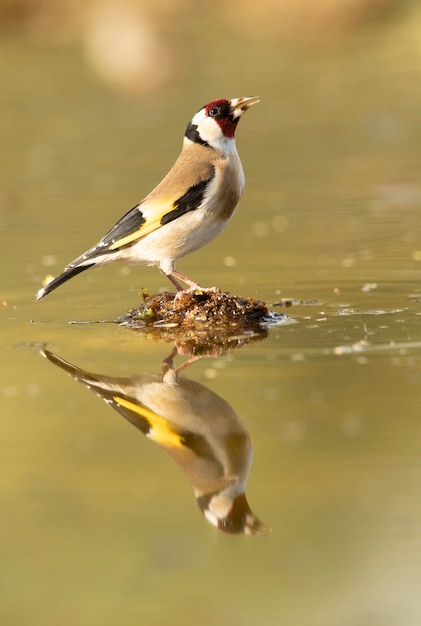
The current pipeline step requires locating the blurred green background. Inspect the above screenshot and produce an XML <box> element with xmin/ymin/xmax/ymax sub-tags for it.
<box><xmin>1</xmin><ymin>1</ymin><xmax>421</xmax><ymax>625</ymax></box>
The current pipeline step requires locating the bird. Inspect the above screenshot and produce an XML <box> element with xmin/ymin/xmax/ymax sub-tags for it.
<box><xmin>40</xmin><ymin>346</ymin><xmax>270</xmax><ymax>535</ymax></box>
<box><xmin>36</xmin><ymin>96</ymin><xmax>260</xmax><ymax>301</ymax></box>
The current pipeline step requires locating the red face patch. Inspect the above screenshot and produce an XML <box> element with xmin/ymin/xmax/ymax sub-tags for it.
<box><xmin>205</xmin><ymin>99</ymin><xmax>238</xmax><ymax>138</ymax></box>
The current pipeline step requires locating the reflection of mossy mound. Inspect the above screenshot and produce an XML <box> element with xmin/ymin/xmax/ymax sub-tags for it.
<box><xmin>116</xmin><ymin>289</ymin><xmax>290</xmax><ymax>352</ymax></box>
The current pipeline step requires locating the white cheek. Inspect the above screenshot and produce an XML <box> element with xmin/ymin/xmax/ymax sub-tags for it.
<box><xmin>191</xmin><ymin>108</ymin><xmax>207</xmax><ymax>126</ymax></box>
<box><xmin>199</xmin><ymin>117</ymin><xmax>222</xmax><ymax>144</ymax></box>
<box><xmin>191</xmin><ymin>110</ymin><xmax>233</xmax><ymax>151</ymax></box>
<box><xmin>208</xmin><ymin>493</ymin><xmax>235</xmax><ymax>518</ymax></box>
<box><xmin>203</xmin><ymin>509</ymin><xmax>219</xmax><ymax>528</ymax></box>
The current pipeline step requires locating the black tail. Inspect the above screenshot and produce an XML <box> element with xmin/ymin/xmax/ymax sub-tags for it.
<box><xmin>36</xmin><ymin>263</ymin><xmax>94</xmax><ymax>300</ymax></box>
<box><xmin>40</xmin><ymin>348</ymin><xmax>87</xmax><ymax>376</ymax></box>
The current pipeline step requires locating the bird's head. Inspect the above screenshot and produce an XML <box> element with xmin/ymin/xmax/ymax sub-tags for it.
<box><xmin>197</xmin><ymin>490</ymin><xmax>270</xmax><ymax>536</ymax></box>
<box><xmin>185</xmin><ymin>96</ymin><xmax>260</xmax><ymax>151</ymax></box>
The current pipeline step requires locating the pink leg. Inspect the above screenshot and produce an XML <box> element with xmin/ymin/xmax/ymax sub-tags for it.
<box><xmin>165</xmin><ymin>270</ymin><xmax>220</xmax><ymax>304</ymax></box>
<box><xmin>165</xmin><ymin>272</ymin><xmax>185</xmax><ymax>291</ymax></box>
<box><xmin>170</xmin><ymin>269</ymin><xmax>204</xmax><ymax>290</ymax></box>
<box><xmin>161</xmin><ymin>346</ymin><xmax>202</xmax><ymax>383</ymax></box>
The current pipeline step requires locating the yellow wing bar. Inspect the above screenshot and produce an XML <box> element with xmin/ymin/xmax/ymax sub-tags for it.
<box><xmin>108</xmin><ymin>201</ymin><xmax>170</xmax><ymax>250</ymax></box>
<box><xmin>113</xmin><ymin>395</ymin><xmax>185</xmax><ymax>449</ymax></box>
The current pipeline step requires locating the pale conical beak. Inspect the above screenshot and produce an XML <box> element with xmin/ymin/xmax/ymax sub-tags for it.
<box><xmin>230</xmin><ymin>96</ymin><xmax>260</xmax><ymax>119</ymax></box>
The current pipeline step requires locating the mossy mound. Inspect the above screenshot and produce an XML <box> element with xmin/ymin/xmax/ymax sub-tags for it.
<box><xmin>118</xmin><ymin>289</ymin><xmax>274</xmax><ymax>329</ymax></box>
<box><xmin>115</xmin><ymin>289</ymin><xmax>290</xmax><ymax>353</ymax></box>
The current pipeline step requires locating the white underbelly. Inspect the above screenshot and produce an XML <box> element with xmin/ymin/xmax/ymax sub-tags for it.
<box><xmin>125</xmin><ymin>205</ymin><xmax>234</xmax><ymax>265</ymax></box>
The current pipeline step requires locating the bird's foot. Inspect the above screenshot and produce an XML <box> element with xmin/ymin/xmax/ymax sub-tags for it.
<box><xmin>173</xmin><ymin>285</ymin><xmax>221</xmax><ymax>307</ymax></box>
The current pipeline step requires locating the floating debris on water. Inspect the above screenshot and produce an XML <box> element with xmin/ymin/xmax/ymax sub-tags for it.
<box><xmin>272</xmin><ymin>298</ymin><xmax>322</xmax><ymax>307</ymax></box>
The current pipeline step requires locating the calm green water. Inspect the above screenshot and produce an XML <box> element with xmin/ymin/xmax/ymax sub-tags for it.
<box><xmin>1</xmin><ymin>15</ymin><xmax>421</xmax><ymax>626</ymax></box>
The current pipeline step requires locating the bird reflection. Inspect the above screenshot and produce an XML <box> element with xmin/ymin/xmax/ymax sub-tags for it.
<box><xmin>41</xmin><ymin>347</ymin><xmax>269</xmax><ymax>535</ymax></box>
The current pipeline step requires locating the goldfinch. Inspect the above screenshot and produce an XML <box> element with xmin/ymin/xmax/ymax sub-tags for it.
<box><xmin>36</xmin><ymin>96</ymin><xmax>259</xmax><ymax>301</ymax></box>
<box><xmin>41</xmin><ymin>347</ymin><xmax>269</xmax><ymax>535</ymax></box>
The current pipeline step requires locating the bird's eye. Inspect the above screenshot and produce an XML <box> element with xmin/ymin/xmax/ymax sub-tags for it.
<box><xmin>208</xmin><ymin>106</ymin><xmax>221</xmax><ymax>118</ymax></box>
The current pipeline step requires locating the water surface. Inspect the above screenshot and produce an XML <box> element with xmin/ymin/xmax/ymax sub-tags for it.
<box><xmin>1</xmin><ymin>17</ymin><xmax>421</xmax><ymax>626</ymax></box>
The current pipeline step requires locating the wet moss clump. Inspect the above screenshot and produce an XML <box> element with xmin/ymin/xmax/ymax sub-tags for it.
<box><xmin>115</xmin><ymin>289</ymin><xmax>292</xmax><ymax>354</ymax></box>
<box><xmin>117</xmin><ymin>289</ymin><xmax>276</xmax><ymax>332</ymax></box>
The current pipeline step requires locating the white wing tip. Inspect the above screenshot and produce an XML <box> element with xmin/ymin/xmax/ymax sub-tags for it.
<box><xmin>35</xmin><ymin>287</ymin><xmax>45</xmax><ymax>301</ymax></box>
